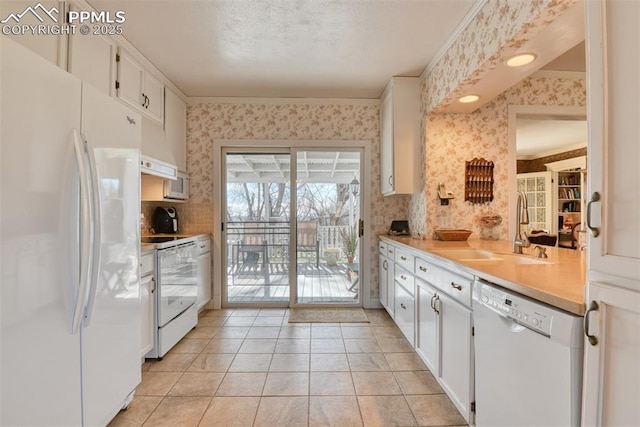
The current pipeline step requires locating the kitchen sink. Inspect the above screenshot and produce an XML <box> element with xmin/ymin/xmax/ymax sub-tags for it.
<box><xmin>462</xmin><ymin>255</ymin><xmax>553</xmax><ymax>265</ymax></box>
<box><xmin>429</xmin><ymin>249</ymin><xmax>495</xmax><ymax>260</ymax></box>
<box><xmin>430</xmin><ymin>249</ymin><xmax>554</xmax><ymax>265</ymax></box>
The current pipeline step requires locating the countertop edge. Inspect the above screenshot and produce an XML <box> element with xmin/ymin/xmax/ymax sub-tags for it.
<box><xmin>379</xmin><ymin>235</ymin><xmax>586</xmax><ymax>316</ymax></box>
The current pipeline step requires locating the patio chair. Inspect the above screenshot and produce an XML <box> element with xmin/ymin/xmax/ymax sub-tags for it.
<box><xmin>236</xmin><ymin>222</ymin><xmax>268</xmax><ymax>270</ymax></box>
<box><xmin>297</xmin><ymin>221</ymin><xmax>320</xmax><ymax>267</ymax></box>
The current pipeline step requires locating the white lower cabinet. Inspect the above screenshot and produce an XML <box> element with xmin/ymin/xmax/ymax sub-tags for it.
<box><xmin>416</xmin><ymin>280</ymin><xmax>439</xmax><ymax>373</ymax></box>
<box><xmin>394</xmin><ymin>280</ymin><xmax>415</xmax><ymax>346</ymax></box>
<box><xmin>438</xmin><ymin>292</ymin><xmax>473</xmax><ymax>421</ymax></box>
<box><xmin>196</xmin><ymin>236</ymin><xmax>212</xmax><ymax>310</ymax></box>
<box><xmin>140</xmin><ymin>251</ymin><xmax>155</xmax><ymax>359</ymax></box>
<box><xmin>582</xmin><ymin>282</ymin><xmax>640</xmax><ymax>426</ymax></box>
<box><xmin>379</xmin><ymin>253</ymin><xmax>389</xmax><ymax>310</ymax></box>
<box><xmin>381</xmin><ymin>239</ymin><xmax>475</xmax><ymax>424</ymax></box>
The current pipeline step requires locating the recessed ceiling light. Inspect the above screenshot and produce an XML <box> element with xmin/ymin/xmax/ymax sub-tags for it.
<box><xmin>505</xmin><ymin>53</ymin><xmax>537</xmax><ymax>67</ymax></box>
<box><xmin>459</xmin><ymin>95</ymin><xmax>480</xmax><ymax>103</ymax></box>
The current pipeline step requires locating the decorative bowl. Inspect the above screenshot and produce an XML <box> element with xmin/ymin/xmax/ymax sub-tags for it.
<box><xmin>434</xmin><ymin>229</ymin><xmax>473</xmax><ymax>241</ymax></box>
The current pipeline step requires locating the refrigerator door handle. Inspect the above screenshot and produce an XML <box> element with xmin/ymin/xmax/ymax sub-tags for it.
<box><xmin>72</xmin><ymin>130</ymin><xmax>93</xmax><ymax>334</ymax></box>
<box><xmin>81</xmin><ymin>131</ymin><xmax>103</xmax><ymax>327</ymax></box>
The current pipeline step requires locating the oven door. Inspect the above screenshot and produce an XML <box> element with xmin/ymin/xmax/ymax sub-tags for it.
<box><xmin>156</xmin><ymin>244</ymin><xmax>197</xmax><ymax>327</ymax></box>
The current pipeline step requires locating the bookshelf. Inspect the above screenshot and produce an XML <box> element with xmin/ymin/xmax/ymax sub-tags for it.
<box><xmin>558</xmin><ymin>171</ymin><xmax>582</xmax><ymax>214</ymax></box>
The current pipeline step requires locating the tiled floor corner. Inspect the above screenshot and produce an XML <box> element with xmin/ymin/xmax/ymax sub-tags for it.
<box><xmin>109</xmin><ymin>308</ymin><xmax>468</xmax><ymax>427</ymax></box>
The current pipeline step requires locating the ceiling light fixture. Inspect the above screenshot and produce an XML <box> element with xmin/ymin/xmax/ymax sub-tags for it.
<box><xmin>459</xmin><ymin>95</ymin><xmax>480</xmax><ymax>103</ymax></box>
<box><xmin>506</xmin><ymin>53</ymin><xmax>537</xmax><ymax>67</ymax></box>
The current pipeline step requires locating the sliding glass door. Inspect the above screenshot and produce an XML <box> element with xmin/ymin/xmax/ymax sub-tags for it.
<box><xmin>223</xmin><ymin>147</ymin><xmax>362</xmax><ymax>306</ymax></box>
<box><xmin>293</xmin><ymin>150</ymin><xmax>362</xmax><ymax>304</ymax></box>
<box><xmin>224</xmin><ymin>151</ymin><xmax>292</xmax><ymax>304</ymax></box>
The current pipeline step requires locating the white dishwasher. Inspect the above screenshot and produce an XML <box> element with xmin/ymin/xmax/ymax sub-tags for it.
<box><xmin>473</xmin><ymin>279</ymin><xmax>583</xmax><ymax>427</ymax></box>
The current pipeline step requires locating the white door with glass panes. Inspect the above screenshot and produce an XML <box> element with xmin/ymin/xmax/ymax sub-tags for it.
<box><xmin>516</xmin><ymin>171</ymin><xmax>556</xmax><ymax>234</ymax></box>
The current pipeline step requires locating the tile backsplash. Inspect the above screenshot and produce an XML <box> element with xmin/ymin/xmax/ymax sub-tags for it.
<box><xmin>141</xmin><ymin>201</ymin><xmax>213</xmax><ymax>235</ymax></box>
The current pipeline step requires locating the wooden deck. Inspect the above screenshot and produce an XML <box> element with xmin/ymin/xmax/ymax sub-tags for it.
<box><xmin>227</xmin><ymin>262</ymin><xmax>358</xmax><ymax>303</ymax></box>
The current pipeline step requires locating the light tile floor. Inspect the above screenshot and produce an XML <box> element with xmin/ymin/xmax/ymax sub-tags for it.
<box><xmin>109</xmin><ymin>308</ymin><xmax>468</xmax><ymax>427</ymax></box>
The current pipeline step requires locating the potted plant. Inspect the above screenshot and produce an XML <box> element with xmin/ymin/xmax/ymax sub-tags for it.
<box><xmin>339</xmin><ymin>226</ymin><xmax>358</xmax><ymax>263</ymax></box>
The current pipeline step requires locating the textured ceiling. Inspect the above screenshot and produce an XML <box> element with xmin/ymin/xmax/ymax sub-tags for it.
<box><xmin>89</xmin><ymin>0</ymin><xmax>476</xmax><ymax>98</ymax></box>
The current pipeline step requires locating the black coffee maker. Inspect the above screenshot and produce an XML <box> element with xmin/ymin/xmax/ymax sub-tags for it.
<box><xmin>151</xmin><ymin>207</ymin><xmax>178</xmax><ymax>233</ymax></box>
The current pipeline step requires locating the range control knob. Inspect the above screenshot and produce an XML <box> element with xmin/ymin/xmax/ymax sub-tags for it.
<box><xmin>532</xmin><ymin>318</ymin><xmax>540</xmax><ymax>327</ymax></box>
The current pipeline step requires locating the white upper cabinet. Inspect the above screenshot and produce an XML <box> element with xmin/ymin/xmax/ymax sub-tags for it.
<box><xmin>0</xmin><ymin>1</ymin><xmax>65</xmax><ymax>67</ymax></box>
<box><xmin>583</xmin><ymin>1</ymin><xmax>640</xmax><ymax>425</ymax></box>
<box><xmin>164</xmin><ymin>87</ymin><xmax>187</xmax><ymax>171</ymax></box>
<box><xmin>586</xmin><ymin>0</ymin><xmax>640</xmax><ymax>286</ymax></box>
<box><xmin>143</xmin><ymin>72</ymin><xmax>165</xmax><ymax>125</ymax></box>
<box><xmin>116</xmin><ymin>48</ymin><xmax>164</xmax><ymax>125</ymax></box>
<box><xmin>379</xmin><ymin>77</ymin><xmax>421</xmax><ymax>196</ymax></box>
<box><xmin>68</xmin><ymin>22</ymin><xmax>116</xmax><ymax>97</ymax></box>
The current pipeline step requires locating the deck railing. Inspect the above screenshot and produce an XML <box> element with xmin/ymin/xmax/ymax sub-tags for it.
<box><xmin>225</xmin><ymin>221</ymin><xmax>350</xmax><ymax>262</ymax></box>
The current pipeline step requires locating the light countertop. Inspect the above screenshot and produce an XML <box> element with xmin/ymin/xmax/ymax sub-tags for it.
<box><xmin>379</xmin><ymin>236</ymin><xmax>587</xmax><ymax>316</ymax></box>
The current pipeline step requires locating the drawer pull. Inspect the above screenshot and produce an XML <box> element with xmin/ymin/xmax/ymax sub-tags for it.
<box><xmin>400</xmin><ymin>303</ymin><xmax>407</xmax><ymax>309</ymax></box>
<box><xmin>400</xmin><ymin>256</ymin><xmax>407</xmax><ymax>261</ymax></box>
<box><xmin>400</xmin><ymin>275</ymin><xmax>407</xmax><ymax>280</ymax></box>
<box><xmin>388</xmin><ymin>249</ymin><xmax>393</xmax><ymax>254</ymax></box>
<box><xmin>450</xmin><ymin>282</ymin><xmax>463</xmax><ymax>291</ymax></box>
<box><xmin>419</xmin><ymin>266</ymin><xmax>427</xmax><ymax>272</ymax></box>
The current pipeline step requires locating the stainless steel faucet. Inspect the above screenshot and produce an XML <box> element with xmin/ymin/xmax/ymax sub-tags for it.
<box><xmin>513</xmin><ymin>191</ymin><xmax>531</xmax><ymax>254</ymax></box>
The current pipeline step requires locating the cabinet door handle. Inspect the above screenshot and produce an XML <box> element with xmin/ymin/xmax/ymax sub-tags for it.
<box><xmin>141</xmin><ymin>93</ymin><xmax>146</xmax><ymax>107</ymax></box>
<box><xmin>433</xmin><ymin>295</ymin><xmax>440</xmax><ymax>314</ymax></box>
<box><xmin>382</xmin><ymin>260</ymin><xmax>387</xmax><ymax>270</ymax></box>
<box><xmin>419</xmin><ymin>265</ymin><xmax>427</xmax><ymax>272</ymax></box>
<box><xmin>400</xmin><ymin>275</ymin><xmax>407</xmax><ymax>280</ymax></box>
<box><xmin>586</xmin><ymin>192</ymin><xmax>601</xmax><ymax>237</ymax></box>
<box><xmin>145</xmin><ymin>95</ymin><xmax>150</xmax><ymax>108</ymax></box>
<box><xmin>400</xmin><ymin>256</ymin><xmax>407</xmax><ymax>261</ymax></box>
<box><xmin>430</xmin><ymin>294</ymin><xmax>436</xmax><ymax>311</ymax></box>
<box><xmin>450</xmin><ymin>282</ymin><xmax>462</xmax><ymax>291</ymax></box>
<box><xmin>388</xmin><ymin>175</ymin><xmax>393</xmax><ymax>186</ymax></box>
<box><xmin>584</xmin><ymin>301</ymin><xmax>599</xmax><ymax>346</ymax></box>
<box><xmin>400</xmin><ymin>303</ymin><xmax>406</xmax><ymax>309</ymax></box>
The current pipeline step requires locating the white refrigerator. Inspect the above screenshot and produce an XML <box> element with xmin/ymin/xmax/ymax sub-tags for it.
<box><xmin>1</xmin><ymin>37</ymin><xmax>142</xmax><ymax>426</ymax></box>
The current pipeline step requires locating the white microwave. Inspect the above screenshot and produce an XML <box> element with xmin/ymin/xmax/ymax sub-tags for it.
<box><xmin>163</xmin><ymin>171</ymin><xmax>189</xmax><ymax>201</ymax></box>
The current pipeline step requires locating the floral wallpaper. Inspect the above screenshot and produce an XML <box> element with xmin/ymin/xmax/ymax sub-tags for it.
<box><xmin>425</xmin><ymin>0</ymin><xmax>580</xmax><ymax>112</ymax></box>
<box><xmin>186</xmin><ymin>102</ymin><xmax>410</xmax><ymax>301</ymax></box>
<box><xmin>410</xmin><ymin>75</ymin><xmax>587</xmax><ymax>240</ymax></box>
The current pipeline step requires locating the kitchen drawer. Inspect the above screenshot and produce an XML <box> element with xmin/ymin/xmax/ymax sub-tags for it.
<box><xmin>415</xmin><ymin>257</ymin><xmax>433</xmax><ymax>281</ymax></box>
<box><xmin>379</xmin><ymin>241</ymin><xmax>388</xmax><ymax>255</ymax></box>
<box><xmin>141</xmin><ymin>251</ymin><xmax>155</xmax><ymax>276</ymax></box>
<box><xmin>417</xmin><ymin>261</ymin><xmax>472</xmax><ymax>307</ymax></box>
<box><xmin>394</xmin><ymin>281</ymin><xmax>415</xmax><ymax>346</ymax></box>
<box><xmin>395</xmin><ymin>249</ymin><xmax>414</xmax><ymax>272</ymax></box>
<box><xmin>394</xmin><ymin>265</ymin><xmax>414</xmax><ymax>296</ymax></box>
<box><xmin>385</xmin><ymin>244</ymin><xmax>395</xmax><ymax>258</ymax></box>
<box><xmin>196</xmin><ymin>236</ymin><xmax>211</xmax><ymax>255</ymax></box>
